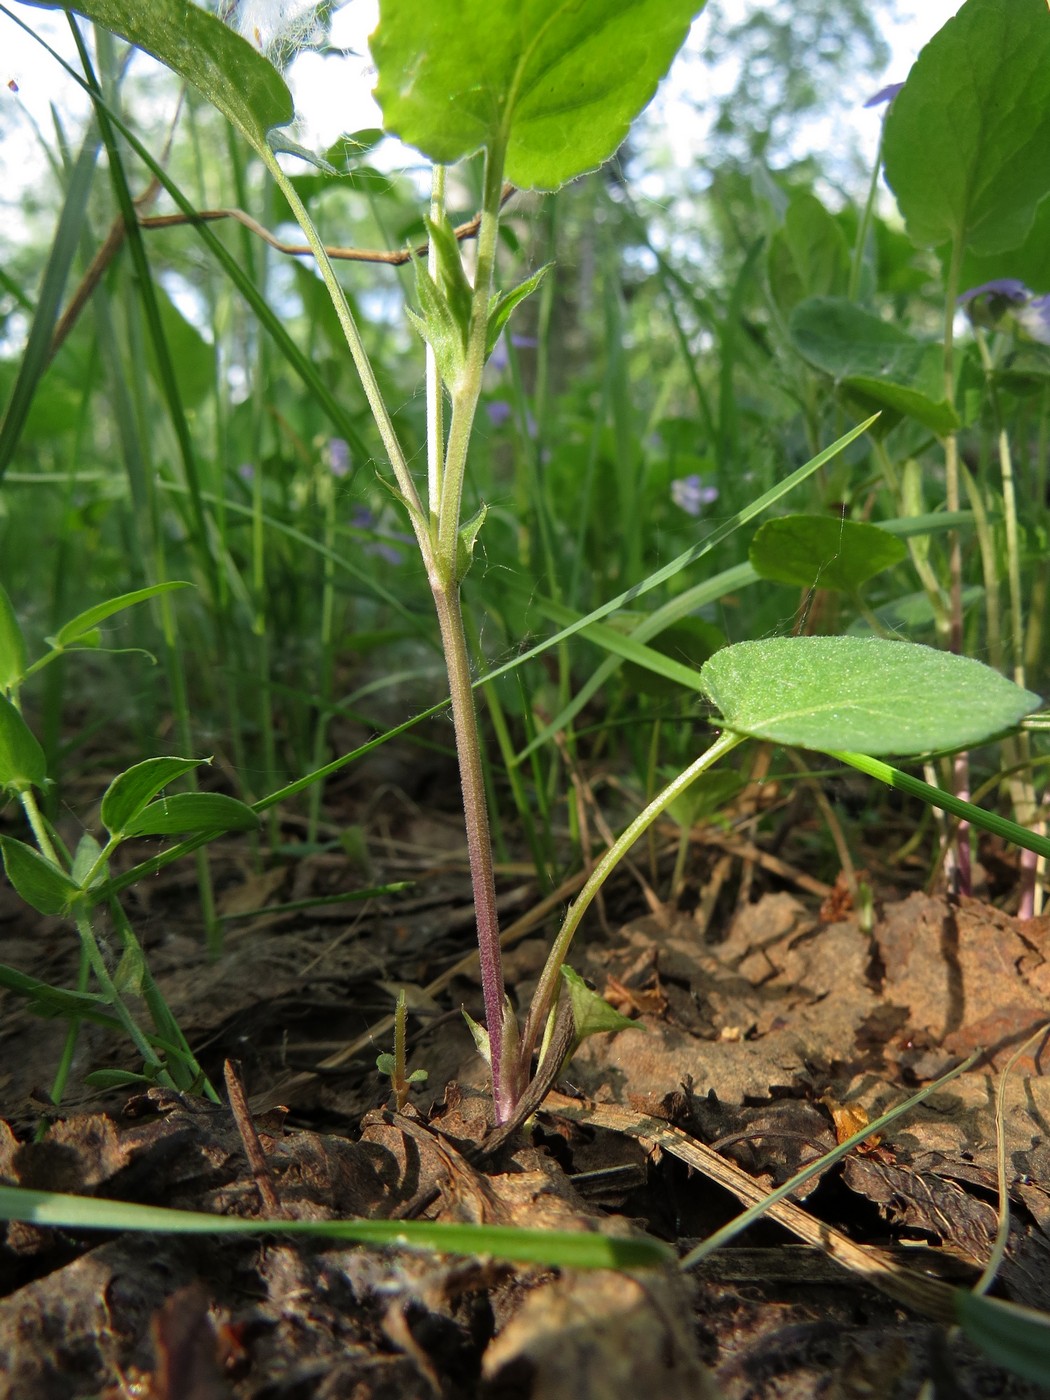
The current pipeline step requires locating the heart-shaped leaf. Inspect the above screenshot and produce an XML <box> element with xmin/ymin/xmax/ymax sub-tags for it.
<box><xmin>883</xmin><ymin>0</ymin><xmax>1050</xmax><ymax>256</ymax></box>
<box><xmin>371</xmin><ymin>0</ymin><xmax>702</xmax><ymax>191</ymax></box>
<box><xmin>749</xmin><ymin>516</ymin><xmax>907</xmax><ymax>593</ymax></box>
<box><xmin>790</xmin><ymin>298</ymin><xmax>958</xmax><ymax>434</ymax></box>
<box><xmin>700</xmin><ymin>637</ymin><xmax>1041</xmax><ymax>756</ymax></box>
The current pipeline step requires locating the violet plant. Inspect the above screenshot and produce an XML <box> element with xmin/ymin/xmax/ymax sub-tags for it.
<box><xmin>10</xmin><ymin>0</ymin><xmax>1048</xmax><ymax>1133</ymax></box>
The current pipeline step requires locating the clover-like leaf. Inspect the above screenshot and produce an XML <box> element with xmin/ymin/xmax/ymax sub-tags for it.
<box><xmin>372</xmin><ymin>0</ymin><xmax>702</xmax><ymax>191</ymax></box>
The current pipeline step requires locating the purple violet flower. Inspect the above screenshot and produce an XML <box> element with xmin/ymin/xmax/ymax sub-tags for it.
<box><xmin>237</xmin><ymin>463</ymin><xmax>255</xmax><ymax>482</ymax></box>
<box><xmin>958</xmin><ymin>279</ymin><xmax>1030</xmax><ymax>306</ymax></box>
<box><xmin>864</xmin><ymin>82</ymin><xmax>905</xmax><ymax>109</ymax></box>
<box><xmin>959</xmin><ymin>280</ymin><xmax>1050</xmax><ymax>344</ymax></box>
<box><xmin>486</xmin><ymin>399</ymin><xmax>512</xmax><ymax>427</ymax></box>
<box><xmin>671</xmin><ymin>475</ymin><xmax>719</xmax><ymax>517</ymax></box>
<box><xmin>327</xmin><ymin>438</ymin><xmax>350</xmax><ymax>477</ymax></box>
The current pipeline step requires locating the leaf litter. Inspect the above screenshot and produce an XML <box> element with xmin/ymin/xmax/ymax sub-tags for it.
<box><xmin>1</xmin><ymin>792</ymin><xmax>1049</xmax><ymax>1397</ymax></box>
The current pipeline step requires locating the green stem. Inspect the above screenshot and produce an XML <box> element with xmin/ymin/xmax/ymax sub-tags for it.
<box><xmin>427</xmin><ymin>165</ymin><xmax>447</xmax><ymax>524</ymax></box>
<box><xmin>73</xmin><ymin>908</ymin><xmax>175</xmax><ymax>1087</ymax></box>
<box><xmin>259</xmin><ymin>152</ymin><xmax>428</xmax><ymax>547</ymax></box>
<box><xmin>520</xmin><ymin>730</ymin><xmax>744</xmax><ymax>1071</ymax></box>
<box><xmin>19</xmin><ymin>789</ymin><xmax>59</xmax><ymax>864</ymax></box>
<box><xmin>436</xmin><ymin>145</ymin><xmax>506</xmax><ymax>566</ymax></box>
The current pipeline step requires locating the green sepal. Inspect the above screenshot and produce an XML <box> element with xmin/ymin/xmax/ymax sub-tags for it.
<box><xmin>0</xmin><ymin>586</ymin><xmax>27</xmax><ymax>694</ymax></box>
<box><xmin>0</xmin><ymin>696</ymin><xmax>47</xmax><ymax>796</ymax></box>
<box><xmin>0</xmin><ymin>837</ymin><xmax>82</xmax><ymax>917</ymax></box>
<box><xmin>456</xmin><ymin>503</ymin><xmax>488</xmax><ymax>583</ymax></box>
<box><xmin>486</xmin><ymin>263</ymin><xmax>553</xmax><ymax>358</ymax></box>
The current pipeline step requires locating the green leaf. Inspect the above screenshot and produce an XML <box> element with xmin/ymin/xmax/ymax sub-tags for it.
<box><xmin>371</xmin><ymin>0</ymin><xmax>702</xmax><ymax>192</ymax></box>
<box><xmin>100</xmin><ymin>756</ymin><xmax>208</xmax><ymax>836</ymax></box>
<box><xmin>20</xmin><ymin>0</ymin><xmax>294</xmax><ymax>158</ymax></box>
<box><xmin>749</xmin><ymin>516</ymin><xmax>908</xmax><ymax>593</ymax></box>
<box><xmin>0</xmin><ymin>123</ymin><xmax>101</xmax><ymax>487</ymax></box>
<box><xmin>789</xmin><ymin>298</ymin><xmax>958</xmax><ymax>434</ymax></box>
<box><xmin>462</xmin><ymin>1009</ymin><xmax>491</xmax><ymax>1066</ymax></box>
<box><xmin>768</xmin><ymin>192</ymin><xmax>850</xmax><ymax>315</ymax></box>
<box><xmin>665</xmin><ymin>769</ymin><xmax>744</xmax><ymax>829</ymax></box>
<box><xmin>71</xmin><ymin>831</ymin><xmax>107</xmax><ymax>888</ymax></box>
<box><xmin>883</xmin><ymin>0</ymin><xmax>1050</xmax><ymax>255</ymax></box>
<box><xmin>955</xmin><ymin>1291</ymin><xmax>1050</xmax><ymax>1386</ymax></box>
<box><xmin>122</xmin><ymin>792</ymin><xmax>260</xmax><ymax>838</ymax></box>
<box><xmin>0</xmin><ymin>585</ymin><xmax>28</xmax><ymax>693</ymax></box>
<box><xmin>700</xmin><ymin>637</ymin><xmax>1042</xmax><ymax>757</ymax></box>
<box><xmin>561</xmin><ymin>965</ymin><xmax>639</xmax><ymax>1045</ymax></box>
<box><xmin>53</xmin><ymin>582</ymin><xmax>192</xmax><ymax>649</ymax></box>
<box><xmin>486</xmin><ymin>263</ymin><xmax>554</xmax><ymax>356</ymax></box>
<box><xmin>84</xmin><ymin>1069</ymin><xmax>156</xmax><ymax>1089</ymax></box>
<box><xmin>0</xmin><ymin>837</ymin><xmax>82</xmax><ymax>917</ymax></box>
<box><xmin>0</xmin><ymin>697</ymin><xmax>46</xmax><ymax>795</ymax></box>
<box><xmin>0</xmin><ymin>1184</ymin><xmax>674</xmax><ymax>1271</ymax></box>
<box><xmin>0</xmin><ymin>964</ymin><xmax>119</xmax><ymax>1028</ymax></box>
<box><xmin>958</xmin><ymin>192</ymin><xmax>1050</xmax><ymax>298</ymax></box>
<box><xmin>146</xmin><ymin>284</ymin><xmax>217</xmax><ymax>408</ymax></box>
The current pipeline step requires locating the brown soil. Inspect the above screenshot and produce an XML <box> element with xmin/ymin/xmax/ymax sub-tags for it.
<box><xmin>1</xmin><ymin>761</ymin><xmax>1049</xmax><ymax>1399</ymax></box>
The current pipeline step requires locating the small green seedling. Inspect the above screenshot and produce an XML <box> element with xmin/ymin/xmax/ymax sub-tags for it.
<box><xmin>376</xmin><ymin>989</ymin><xmax>429</xmax><ymax>1111</ymax></box>
<box><xmin>0</xmin><ymin>582</ymin><xmax>259</xmax><ymax>1104</ymax></box>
